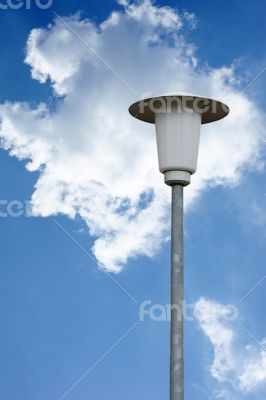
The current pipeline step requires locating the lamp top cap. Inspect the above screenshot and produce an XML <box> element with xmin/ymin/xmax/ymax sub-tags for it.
<box><xmin>129</xmin><ymin>92</ymin><xmax>229</xmax><ymax>124</ymax></box>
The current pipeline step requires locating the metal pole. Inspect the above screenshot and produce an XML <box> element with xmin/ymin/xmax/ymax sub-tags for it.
<box><xmin>170</xmin><ymin>184</ymin><xmax>184</xmax><ymax>400</ymax></box>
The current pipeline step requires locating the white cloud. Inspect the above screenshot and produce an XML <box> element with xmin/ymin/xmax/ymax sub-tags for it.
<box><xmin>0</xmin><ymin>0</ymin><xmax>265</xmax><ymax>272</ymax></box>
<box><xmin>124</xmin><ymin>0</ymin><xmax>183</xmax><ymax>30</ymax></box>
<box><xmin>238</xmin><ymin>340</ymin><xmax>266</xmax><ymax>391</ymax></box>
<box><xmin>183</xmin><ymin>11</ymin><xmax>197</xmax><ymax>29</ymax></box>
<box><xmin>213</xmin><ymin>390</ymin><xmax>234</xmax><ymax>400</ymax></box>
<box><xmin>194</xmin><ymin>298</ymin><xmax>266</xmax><ymax>395</ymax></box>
<box><xmin>194</xmin><ymin>298</ymin><xmax>236</xmax><ymax>382</ymax></box>
<box><xmin>251</xmin><ymin>201</ymin><xmax>266</xmax><ymax>226</ymax></box>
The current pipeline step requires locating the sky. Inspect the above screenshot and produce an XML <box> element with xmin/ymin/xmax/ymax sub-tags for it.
<box><xmin>0</xmin><ymin>1</ymin><xmax>266</xmax><ymax>399</ymax></box>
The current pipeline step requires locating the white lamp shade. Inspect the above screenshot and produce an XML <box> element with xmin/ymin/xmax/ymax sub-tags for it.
<box><xmin>155</xmin><ymin>108</ymin><xmax>201</xmax><ymax>175</ymax></box>
<box><xmin>129</xmin><ymin>93</ymin><xmax>229</xmax><ymax>185</ymax></box>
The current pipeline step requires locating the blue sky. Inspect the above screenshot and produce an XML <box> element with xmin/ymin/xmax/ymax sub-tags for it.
<box><xmin>0</xmin><ymin>1</ymin><xmax>266</xmax><ymax>399</ymax></box>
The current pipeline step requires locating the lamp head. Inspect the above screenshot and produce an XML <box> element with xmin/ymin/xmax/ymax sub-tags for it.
<box><xmin>129</xmin><ymin>93</ymin><xmax>229</xmax><ymax>186</ymax></box>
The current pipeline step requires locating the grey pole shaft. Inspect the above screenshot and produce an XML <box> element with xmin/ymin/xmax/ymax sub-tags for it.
<box><xmin>170</xmin><ymin>184</ymin><xmax>184</xmax><ymax>400</ymax></box>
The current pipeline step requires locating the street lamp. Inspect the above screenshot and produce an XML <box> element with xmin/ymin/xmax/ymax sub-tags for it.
<box><xmin>129</xmin><ymin>93</ymin><xmax>229</xmax><ymax>400</ymax></box>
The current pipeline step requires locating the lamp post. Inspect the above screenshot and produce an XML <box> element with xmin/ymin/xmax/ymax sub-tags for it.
<box><xmin>129</xmin><ymin>93</ymin><xmax>229</xmax><ymax>400</ymax></box>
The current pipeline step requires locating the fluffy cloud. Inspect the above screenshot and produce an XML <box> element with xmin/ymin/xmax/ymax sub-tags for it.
<box><xmin>194</xmin><ymin>298</ymin><xmax>237</xmax><ymax>383</ymax></box>
<box><xmin>194</xmin><ymin>298</ymin><xmax>266</xmax><ymax>395</ymax></box>
<box><xmin>238</xmin><ymin>339</ymin><xmax>266</xmax><ymax>391</ymax></box>
<box><xmin>0</xmin><ymin>0</ymin><xmax>265</xmax><ymax>271</ymax></box>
